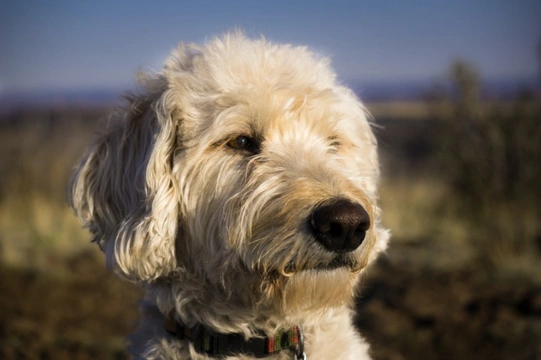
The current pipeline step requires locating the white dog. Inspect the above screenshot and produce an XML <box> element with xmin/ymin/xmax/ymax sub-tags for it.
<box><xmin>69</xmin><ymin>33</ymin><xmax>389</xmax><ymax>360</ymax></box>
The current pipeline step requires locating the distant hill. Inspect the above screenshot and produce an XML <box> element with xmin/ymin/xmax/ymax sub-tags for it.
<box><xmin>1</xmin><ymin>78</ymin><xmax>538</xmax><ymax>112</ymax></box>
<box><xmin>0</xmin><ymin>88</ymin><xmax>123</xmax><ymax>113</ymax></box>
<box><xmin>348</xmin><ymin>77</ymin><xmax>539</xmax><ymax>101</ymax></box>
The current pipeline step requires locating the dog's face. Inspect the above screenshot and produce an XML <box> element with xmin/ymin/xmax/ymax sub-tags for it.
<box><xmin>70</xmin><ymin>33</ymin><xmax>389</xmax><ymax>316</ymax></box>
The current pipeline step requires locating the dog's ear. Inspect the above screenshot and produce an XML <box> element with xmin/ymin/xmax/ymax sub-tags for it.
<box><xmin>69</xmin><ymin>76</ymin><xmax>181</xmax><ymax>282</ymax></box>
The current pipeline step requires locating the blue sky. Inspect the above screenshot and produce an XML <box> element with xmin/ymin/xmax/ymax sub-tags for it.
<box><xmin>1</xmin><ymin>0</ymin><xmax>539</xmax><ymax>93</ymax></box>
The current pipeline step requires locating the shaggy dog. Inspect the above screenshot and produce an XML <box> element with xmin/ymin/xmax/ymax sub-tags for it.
<box><xmin>69</xmin><ymin>33</ymin><xmax>389</xmax><ymax>360</ymax></box>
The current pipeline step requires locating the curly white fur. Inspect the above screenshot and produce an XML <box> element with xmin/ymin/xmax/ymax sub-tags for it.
<box><xmin>69</xmin><ymin>32</ymin><xmax>390</xmax><ymax>360</ymax></box>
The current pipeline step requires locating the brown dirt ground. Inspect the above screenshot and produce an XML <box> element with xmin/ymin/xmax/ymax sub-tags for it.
<box><xmin>356</xmin><ymin>254</ymin><xmax>541</xmax><ymax>360</ymax></box>
<box><xmin>0</xmin><ymin>251</ymin><xmax>141</xmax><ymax>360</ymax></box>
<box><xmin>1</xmin><ymin>247</ymin><xmax>540</xmax><ymax>360</ymax></box>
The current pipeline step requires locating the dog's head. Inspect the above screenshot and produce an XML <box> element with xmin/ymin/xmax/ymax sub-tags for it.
<box><xmin>69</xmin><ymin>33</ymin><xmax>389</xmax><ymax>314</ymax></box>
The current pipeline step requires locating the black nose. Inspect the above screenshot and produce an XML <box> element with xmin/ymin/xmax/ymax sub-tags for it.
<box><xmin>310</xmin><ymin>200</ymin><xmax>370</xmax><ymax>253</ymax></box>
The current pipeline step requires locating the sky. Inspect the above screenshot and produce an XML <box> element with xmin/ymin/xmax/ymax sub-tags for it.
<box><xmin>1</xmin><ymin>0</ymin><xmax>540</xmax><ymax>94</ymax></box>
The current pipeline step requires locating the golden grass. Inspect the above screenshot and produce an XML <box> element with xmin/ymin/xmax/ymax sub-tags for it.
<box><xmin>0</xmin><ymin>107</ymin><xmax>105</xmax><ymax>272</ymax></box>
<box><xmin>0</xmin><ymin>194</ymin><xmax>94</xmax><ymax>269</ymax></box>
<box><xmin>379</xmin><ymin>175</ymin><xmax>476</xmax><ymax>271</ymax></box>
<box><xmin>379</xmin><ymin>173</ymin><xmax>541</xmax><ymax>284</ymax></box>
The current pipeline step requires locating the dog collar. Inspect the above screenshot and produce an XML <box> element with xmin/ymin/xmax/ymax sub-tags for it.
<box><xmin>164</xmin><ymin>316</ymin><xmax>305</xmax><ymax>359</ymax></box>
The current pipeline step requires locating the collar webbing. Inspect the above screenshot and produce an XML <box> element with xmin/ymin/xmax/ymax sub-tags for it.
<box><xmin>164</xmin><ymin>316</ymin><xmax>302</xmax><ymax>358</ymax></box>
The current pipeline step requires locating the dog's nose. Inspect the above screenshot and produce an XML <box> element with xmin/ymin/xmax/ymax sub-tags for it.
<box><xmin>310</xmin><ymin>200</ymin><xmax>370</xmax><ymax>252</ymax></box>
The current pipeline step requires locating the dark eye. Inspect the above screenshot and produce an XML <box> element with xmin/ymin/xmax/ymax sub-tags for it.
<box><xmin>328</xmin><ymin>136</ymin><xmax>340</xmax><ymax>150</ymax></box>
<box><xmin>226</xmin><ymin>135</ymin><xmax>259</xmax><ymax>154</ymax></box>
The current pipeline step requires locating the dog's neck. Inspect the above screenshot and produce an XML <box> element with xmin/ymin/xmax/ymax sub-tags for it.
<box><xmin>151</xmin><ymin>269</ymin><xmax>356</xmax><ymax>335</ymax></box>
<box><xmin>152</xmin><ymin>272</ymin><xmax>298</xmax><ymax>333</ymax></box>
<box><xmin>164</xmin><ymin>313</ymin><xmax>305</xmax><ymax>359</ymax></box>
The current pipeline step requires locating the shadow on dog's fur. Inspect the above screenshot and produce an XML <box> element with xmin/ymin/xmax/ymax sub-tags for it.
<box><xmin>69</xmin><ymin>32</ymin><xmax>389</xmax><ymax>360</ymax></box>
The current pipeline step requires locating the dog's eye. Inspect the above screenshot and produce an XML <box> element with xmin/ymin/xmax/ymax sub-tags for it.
<box><xmin>328</xmin><ymin>136</ymin><xmax>341</xmax><ymax>151</ymax></box>
<box><xmin>226</xmin><ymin>135</ymin><xmax>259</xmax><ymax>154</ymax></box>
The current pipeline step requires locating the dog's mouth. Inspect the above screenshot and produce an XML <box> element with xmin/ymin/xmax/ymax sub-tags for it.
<box><xmin>318</xmin><ymin>255</ymin><xmax>355</xmax><ymax>270</ymax></box>
<box><xmin>285</xmin><ymin>254</ymin><xmax>357</xmax><ymax>273</ymax></box>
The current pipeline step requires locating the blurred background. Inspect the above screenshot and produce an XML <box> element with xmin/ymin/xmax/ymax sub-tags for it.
<box><xmin>1</xmin><ymin>1</ymin><xmax>540</xmax><ymax>359</ymax></box>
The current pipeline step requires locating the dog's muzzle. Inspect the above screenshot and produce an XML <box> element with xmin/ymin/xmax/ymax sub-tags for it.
<box><xmin>309</xmin><ymin>199</ymin><xmax>370</xmax><ymax>253</ymax></box>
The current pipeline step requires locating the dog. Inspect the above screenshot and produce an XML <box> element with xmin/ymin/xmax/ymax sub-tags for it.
<box><xmin>69</xmin><ymin>32</ymin><xmax>389</xmax><ymax>360</ymax></box>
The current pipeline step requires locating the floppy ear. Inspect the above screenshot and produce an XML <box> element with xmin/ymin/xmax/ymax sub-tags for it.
<box><xmin>69</xmin><ymin>76</ymin><xmax>181</xmax><ymax>282</ymax></box>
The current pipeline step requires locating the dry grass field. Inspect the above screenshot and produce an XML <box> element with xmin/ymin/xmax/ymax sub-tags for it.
<box><xmin>0</xmin><ymin>90</ymin><xmax>540</xmax><ymax>359</ymax></box>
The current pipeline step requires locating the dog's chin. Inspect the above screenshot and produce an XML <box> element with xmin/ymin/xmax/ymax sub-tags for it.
<box><xmin>279</xmin><ymin>265</ymin><xmax>358</xmax><ymax>315</ymax></box>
